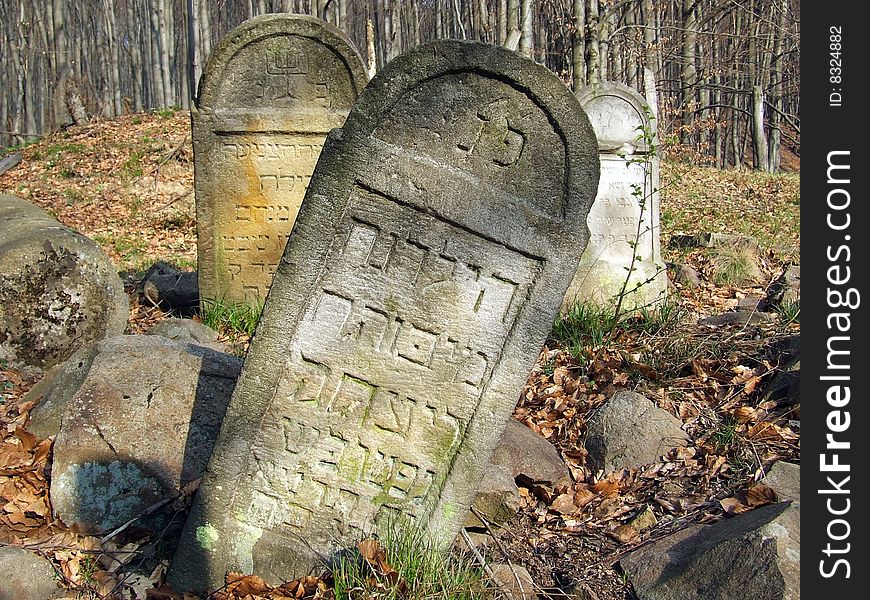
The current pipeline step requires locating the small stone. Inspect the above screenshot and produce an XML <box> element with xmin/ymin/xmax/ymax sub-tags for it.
<box><xmin>489</xmin><ymin>563</ymin><xmax>537</xmax><ymax>600</ymax></box>
<box><xmin>629</xmin><ymin>504</ymin><xmax>657</xmax><ymax>532</ymax></box>
<box><xmin>146</xmin><ymin>318</ymin><xmax>225</xmax><ymax>352</ymax></box>
<box><xmin>698</xmin><ymin>311</ymin><xmax>775</xmax><ymax>327</ymax></box>
<box><xmin>668</xmin><ymin>262</ymin><xmax>701</xmax><ymax>288</ymax></box>
<box><xmin>584</xmin><ymin>390</ymin><xmax>688</xmax><ymax>473</ymax></box>
<box><xmin>760</xmin><ymin>461</ymin><xmax>799</xmax><ymax>504</ymax></box>
<box><xmin>490</xmin><ymin>419</ymin><xmax>570</xmax><ymax>486</ymax></box>
<box><xmin>464</xmin><ymin>463</ymin><xmax>520</xmax><ymax>528</ymax></box>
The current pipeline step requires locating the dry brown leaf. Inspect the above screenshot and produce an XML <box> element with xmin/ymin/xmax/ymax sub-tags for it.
<box><xmin>593</xmin><ymin>497</ymin><xmax>623</xmax><ymax>521</ymax></box>
<box><xmin>553</xmin><ymin>366</ymin><xmax>571</xmax><ymax>387</ymax></box>
<box><xmin>678</xmin><ymin>401</ymin><xmax>700</xmax><ymax>421</ymax></box>
<box><xmin>719</xmin><ymin>496</ymin><xmax>750</xmax><ymax>515</ymax></box>
<box><xmin>225</xmin><ymin>572</ymin><xmax>271</xmax><ymax>596</ymax></box>
<box><xmin>608</xmin><ymin>524</ymin><xmax>640</xmax><ymax>544</ymax></box>
<box><xmin>551</xmin><ymin>493</ymin><xmax>578</xmax><ymax>515</ymax></box>
<box><xmin>732</xmin><ymin>406</ymin><xmax>756</xmax><ymax>423</ymax></box>
<box><xmin>573</xmin><ymin>486</ymin><xmax>596</xmax><ymax>509</ymax></box>
<box><xmin>745</xmin><ymin>483</ymin><xmax>777</xmax><ymax>507</ymax></box>
<box><xmin>358</xmin><ymin>539</ymin><xmax>393</xmax><ymax>574</ymax></box>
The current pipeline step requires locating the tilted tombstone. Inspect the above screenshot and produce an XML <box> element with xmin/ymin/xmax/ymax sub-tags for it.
<box><xmin>194</xmin><ymin>14</ymin><xmax>368</xmax><ymax>305</ymax></box>
<box><xmin>169</xmin><ymin>40</ymin><xmax>599</xmax><ymax>592</ymax></box>
<box><xmin>563</xmin><ymin>82</ymin><xmax>667</xmax><ymax>311</ymax></box>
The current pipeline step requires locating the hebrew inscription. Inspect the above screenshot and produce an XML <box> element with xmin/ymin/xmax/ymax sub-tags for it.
<box><xmin>231</xmin><ymin>184</ymin><xmax>541</xmax><ymax>535</ymax></box>
<box><xmin>194</xmin><ymin>15</ymin><xmax>368</xmax><ymax>304</ymax></box>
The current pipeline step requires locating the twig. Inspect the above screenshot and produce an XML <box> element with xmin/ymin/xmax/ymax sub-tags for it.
<box><xmin>468</xmin><ymin>507</ymin><xmax>530</xmax><ymax>597</ymax></box>
<box><xmin>135</xmin><ymin>132</ymin><xmax>191</xmax><ymax>184</ymax></box>
<box><xmin>458</xmin><ymin>528</ymin><xmax>494</xmax><ymax>579</ymax></box>
<box><xmin>99</xmin><ymin>495</ymin><xmax>175</xmax><ymax>544</ymax></box>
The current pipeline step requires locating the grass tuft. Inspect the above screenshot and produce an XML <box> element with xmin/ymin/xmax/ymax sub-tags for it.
<box><xmin>708</xmin><ymin>245</ymin><xmax>763</xmax><ymax>286</ymax></box>
<box><xmin>553</xmin><ymin>297</ymin><xmax>687</xmax><ymax>367</ymax></box>
<box><xmin>331</xmin><ymin>522</ymin><xmax>490</xmax><ymax>600</ymax></box>
<box><xmin>552</xmin><ymin>303</ymin><xmax>617</xmax><ymax>363</ymax></box>
<box><xmin>200</xmin><ymin>298</ymin><xmax>262</xmax><ymax>339</ymax></box>
<box><xmin>776</xmin><ymin>298</ymin><xmax>800</xmax><ymax>325</ymax></box>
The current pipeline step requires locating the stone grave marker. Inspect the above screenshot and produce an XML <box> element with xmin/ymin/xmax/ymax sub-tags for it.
<box><xmin>563</xmin><ymin>81</ymin><xmax>667</xmax><ymax>311</ymax></box>
<box><xmin>169</xmin><ymin>39</ymin><xmax>599</xmax><ymax>592</ymax></box>
<box><xmin>195</xmin><ymin>14</ymin><xmax>368</xmax><ymax>305</ymax></box>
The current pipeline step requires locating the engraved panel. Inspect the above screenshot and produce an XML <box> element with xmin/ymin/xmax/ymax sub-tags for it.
<box><xmin>207</xmin><ymin>133</ymin><xmax>324</xmax><ymax>303</ymax></box>
<box><xmin>580</xmin><ymin>157</ymin><xmax>654</xmax><ymax>264</ymax></box>
<box><xmin>213</xmin><ymin>34</ymin><xmax>358</xmax><ymax>111</ymax></box>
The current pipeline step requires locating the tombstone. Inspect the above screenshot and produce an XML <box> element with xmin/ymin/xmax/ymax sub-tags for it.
<box><xmin>169</xmin><ymin>40</ymin><xmax>599</xmax><ymax>592</ymax></box>
<box><xmin>194</xmin><ymin>14</ymin><xmax>368</xmax><ymax>305</ymax></box>
<box><xmin>562</xmin><ymin>81</ymin><xmax>667</xmax><ymax>312</ymax></box>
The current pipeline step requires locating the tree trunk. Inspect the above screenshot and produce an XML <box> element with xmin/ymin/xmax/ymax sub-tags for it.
<box><xmin>767</xmin><ymin>0</ymin><xmax>787</xmax><ymax>172</ymax></box>
<box><xmin>519</xmin><ymin>0</ymin><xmax>533</xmax><ymax>58</ymax></box>
<box><xmin>641</xmin><ymin>0</ymin><xmax>660</xmax><ymax>76</ymax></box>
<box><xmin>105</xmin><ymin>0</ymin><xmax>123</xmax><ymax>115</ymax></box>
<box><xmin>680</xmin><ymin>0</ymin><xmax>697</xmax><ymax>145</ymax></box>
<box><xmin>124</xmin><ymin>0</ymin><xmax>144</xmax><ymax>111</ymax></box>
<box><xmin>497</xmin><ymin>0</ymin><xmax>507</xmax><ymax>43</ymax></box>
<box><xmin>188</xmin><ymin>0</ymin><xmax>201</xmax><ymax>101</ymax></box>
<box><xmin>158</xmin><ymin>0</ymin><xmax>173</xmax><ymax>107</ymax></box>
<box><xmin>585</xmin><ymin>0</ymin><xmax>600</xmax><ymax>84</ymax></box>
<box><xmin>149</xmin><ymin>5</ymin><xmax>163</xmax><ymax>107</ymax></box>
<box><xmin>751</xmin><ymin>85</ymin><xmax>768</xmax><ymax>171</ymax></box>
<box><xmin>366</xmin><ymin>16</ymin><xmax>377</xmax><ymax>77</ymax></box>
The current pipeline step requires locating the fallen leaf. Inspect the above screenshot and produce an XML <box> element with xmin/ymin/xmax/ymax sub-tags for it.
<box><xmin>551</xmin><ymin>493</ymin><xmax>577</xmax><ymax>515</ymax></box>
<box><xmin>745</xmin><ymin>483</ymin><xmax>776</xmax><ymax>507</ymax></box>
<box><xmin>608</xmin><ymin>524</ymin><xmax>639</xmax><ymax>543</ymax></box>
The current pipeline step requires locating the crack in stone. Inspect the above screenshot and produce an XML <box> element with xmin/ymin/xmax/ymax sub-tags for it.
<box><xmin>93</xmin><ymin>423</ymin><xmax>119</xmax><ymax>456</ymax></box>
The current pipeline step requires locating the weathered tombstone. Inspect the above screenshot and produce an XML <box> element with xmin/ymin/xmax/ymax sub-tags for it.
<box><xmin>169</xmin><ymin>40</ymin><xmax>599</xmax><ymax>592</ymax></box>
<box><xmin>563</xmin><ymin>81</ymin><xmax>666</xmax><ymax>312</ymax></box>
<box><xmin>195</xmin><ymin>14</ymin><xmax>368</xmax><ymax>305</ymax></box>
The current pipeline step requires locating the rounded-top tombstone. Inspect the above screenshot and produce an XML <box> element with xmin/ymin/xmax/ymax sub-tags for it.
<box><xmin>575</xmin><ymin>81</ymin><xmax>655</xmax><ymax>153</ymax></box>
<box><xmin>564</xmin><ymin>81</ymin><xmax>666</xmax><ymax>311</ymax></box>
<box><xmin>194</xmin><ymin>14</ymin><xmax>368</xmax><ymax>305</ymax></box>
<box><xmin>170</xmin><ymin>39</ymin><xmax>599</xmax><ymax>593</ymax></box>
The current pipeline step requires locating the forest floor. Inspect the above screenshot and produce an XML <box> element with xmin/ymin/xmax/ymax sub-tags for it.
<box><xmin>0</xmin><ymin>111</ymin><xmax>800</xmax><ymax>599</ymax></box>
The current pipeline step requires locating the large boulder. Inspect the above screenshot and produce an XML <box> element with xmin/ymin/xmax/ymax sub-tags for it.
<box><xmin>620</xmin><ymin>502</ymin><xmax>799</xmax><ymax>600</ymax></box>
<box><xmin>0</xmin><ymin>194</ymin><xmax>128</xmax><ymax>372</ymax></box>
<box><xmin>26</xmin><ymin>319</ymin><xmax>228</xmax><ymax>438</ymax></box>
<box><xmin>25</xmin><ymin>343</ymin><xmax>101</xmax><ymax>438</ymax></box>
<box><xmin>584</xmin><ymin>390</ymin><xmax>688</xmax><ymax>473</ymax></box>
<box><xmin>49</xmin><ymin>335</ymin><xmax>241</xmax><ymax>533</ymax></box>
